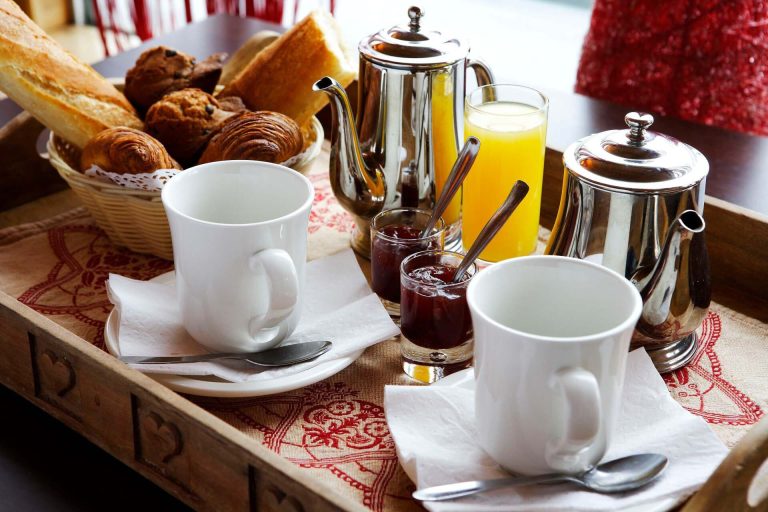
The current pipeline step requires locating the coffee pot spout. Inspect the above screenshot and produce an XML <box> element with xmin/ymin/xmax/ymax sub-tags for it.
<box><xmin>631</xmin><ymin>210</ymin><xmax>711</xmax><ymax>345</ymax></box>
<box><xmin>312</xmin><ymin>76</ymin><xmax>385</xmax><ymax>221</ymax></box>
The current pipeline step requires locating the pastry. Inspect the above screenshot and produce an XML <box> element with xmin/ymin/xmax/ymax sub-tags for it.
<box><xmin>199</xmin><ymin>111</ymin><xmax>303</xmax><ymax>164</ymax></box>
<box><xmin>218</xmin><ymin>30</ymin><xmax>280</xmax><ymax>86</ymax></box>
<box><xmin>0</xmin><ymin>0</ymin><xmax>142</xmax><ymax>148</ymax></box>
<box><xmin>145</xmin><ymin>88</ymin><xmax>233</xmax><ymax>165</ymax></box>
<box><xmin>81</xmin><ymin>127</ymin><xmax>180</xmax><ymax>174</ymax></box>
<box><xmin>124</xmin><ymin>46</ymin><xmax>227</xmax><ymax>113</ymax></box>
<box><xmin>220</xmin><ymin>10</ymin><xmax>356</xmax><ymax>126</ymax></box>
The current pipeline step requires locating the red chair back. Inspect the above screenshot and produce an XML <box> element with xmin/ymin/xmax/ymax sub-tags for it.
<box><xmin>92</xmin><ymin>0</ymin><xmax>334</xmax><ymax>56</ymax></box>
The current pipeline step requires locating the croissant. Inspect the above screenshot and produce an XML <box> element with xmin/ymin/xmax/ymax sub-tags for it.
<box><xmin>199</xmin><ymin>111</ymin><xmax>303</xmax><ymax>164</ymax></box>
<box><xmin>124</xmin><ymin>46</ymin><xmax>227</xmax><ymax>113</ymax></box>
<box><xmin>145</xmin><ymin>88</ymin><xmax>233</xmax><ymax>166</ymax></box>
<box><xmin>80</xmin><ymin>127</ymin><xmax>180</xmax><ymax>174</ymax></box>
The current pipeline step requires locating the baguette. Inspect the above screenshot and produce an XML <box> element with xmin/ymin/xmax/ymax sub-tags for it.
<box><xmin>0</xmin><ymin>0</ymin><xmax>142</xmax><ymax>148</ymax></box>
<box><xmin>221</xmin><ymin>10</ymin><xmax>356</xmax><ymax>126</ymax></box>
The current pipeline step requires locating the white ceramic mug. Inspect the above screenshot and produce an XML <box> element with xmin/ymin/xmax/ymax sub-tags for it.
<box><xmin>162</xmin><ymin>160</ymin><xmax>313</xmax><ymax>353</ymax></box>
<box><xmin>467</xmin><ymin>255</ymin><xmax>643</xmax><ymax>475</ymax></box>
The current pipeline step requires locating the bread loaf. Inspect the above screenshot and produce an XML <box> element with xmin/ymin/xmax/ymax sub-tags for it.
<box><xmin>220</xmin><ymin>10</ymin><xmax>356</xmax><ymax>126</ymax></box>
<box><xmin>0</xmin><ymin>0</ymin><xmax>142</xmax><ymax>148</ymax></box>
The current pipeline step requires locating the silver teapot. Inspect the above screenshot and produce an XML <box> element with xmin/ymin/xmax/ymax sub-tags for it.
<box><xmin>314</xmin><ymin>6</ymin><xmax>493</xmax><ymax>257</ymax></box>
<box><xmin>546</xmin><ymin>112</ymin><xmax>711</xmax><ymax>373</ymax></box>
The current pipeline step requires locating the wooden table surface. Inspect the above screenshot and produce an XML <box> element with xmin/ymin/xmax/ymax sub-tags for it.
<box><xmin>1</xmin><ymin>13</ymin><xmax>767</xmax><ymax>511</ymax></box>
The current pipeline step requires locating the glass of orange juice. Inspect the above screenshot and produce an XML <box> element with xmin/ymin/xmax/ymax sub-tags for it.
<box><xmin>463</xmin><ymin>84</ymin><xmax>548</xmax><ymax>262</ymax></box>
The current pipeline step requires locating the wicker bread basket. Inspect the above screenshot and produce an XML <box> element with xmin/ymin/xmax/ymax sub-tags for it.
<box><xmin>47</xmin><ymin>116</ymin><xmax>324</xmax><ymax>260</ymax></box>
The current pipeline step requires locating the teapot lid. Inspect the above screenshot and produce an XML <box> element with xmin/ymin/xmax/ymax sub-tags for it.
<box><xmin>563</xmin><ymin>112</ymin><xmax>709</xmax><ymax>193</ymax></box>
<box><xmin>358</xmin><ymin>6</ymin><xmax>468</xmax><ymax>69</ymax></box>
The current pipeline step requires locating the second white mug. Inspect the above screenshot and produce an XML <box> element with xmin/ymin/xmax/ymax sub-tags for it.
<box><xmin>162</xmin><ymin>160</ymin><xmax>313</xmax><ymax>353</ymax></box>
<box><xmin>467</xmin><ymin>256</ymin><xmax>643</xmax><ymax>475</ymax></box>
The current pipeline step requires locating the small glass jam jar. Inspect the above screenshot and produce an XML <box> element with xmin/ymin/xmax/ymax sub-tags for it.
<box><xmin>370</xmin><ymin>208</ymin><xmax>445</xmax><ymax>316</ymax></box>
<box><xmin>399</xmin><ymin>250</ymin><xmax>476</xmax><ymax>383</ymax></box>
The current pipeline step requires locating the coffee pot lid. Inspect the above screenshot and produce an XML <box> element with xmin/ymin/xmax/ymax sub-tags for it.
<box><xmin>563</xmin><ymin>112</ymin><xmax>709</xmax><ymax>193</ymax></box>
<box><xmin>358</xmin><ymin>6</ymin><xmax>468</xmax><ymax>69</ymax></box>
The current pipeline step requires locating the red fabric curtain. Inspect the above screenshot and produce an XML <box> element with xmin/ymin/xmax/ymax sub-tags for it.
<box><xmin>576</xmin><ymin>0</ymin><xmax>768</xmax><ymax>136</ymax></box>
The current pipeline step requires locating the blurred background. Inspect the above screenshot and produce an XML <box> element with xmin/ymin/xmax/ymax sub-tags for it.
<box><xmin>16</xmin><ymin>0</ymin><xmax>594</xmax><ymax>93</ymax></box>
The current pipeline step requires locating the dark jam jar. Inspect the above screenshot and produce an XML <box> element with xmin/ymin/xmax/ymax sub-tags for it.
<box><xmin>399</xmin><ymin>250</ymin><xmax>476</xmax><ymax>383</ymax></box>
<box><xmin>370</xmin><ymin>208</ymin><xmax>445</xmax><ymax>316</ymax></box>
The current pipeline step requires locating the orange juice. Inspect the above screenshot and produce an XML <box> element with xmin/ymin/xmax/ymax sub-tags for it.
<box><xmin>463</xmin><ymin>100</ymin><xmax>547</xmax><ymax>261</ymax></box>
<box><xmin>432</xmin><ymin>72</ymin><xmax>461</xmax><ymax>226</ymax></box>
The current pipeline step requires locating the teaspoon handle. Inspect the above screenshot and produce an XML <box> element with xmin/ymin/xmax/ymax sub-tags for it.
<box><xmin>412</xmin><ymin>473</ymin><xmax>567</xmax><ymax>502</ymax></box>
<box><xmin>421</xmin><ymin>137</ymin><xmax>480</xmax><ymax>237</ymax></box>
<box><xmin>453</xmin><ymin>180</ymin><xmax>530</xmax><ymax>282</ymax></box>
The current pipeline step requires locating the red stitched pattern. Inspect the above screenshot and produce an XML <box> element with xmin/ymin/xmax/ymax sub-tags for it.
<box><xmin>664</xmin><ymin>311</ymin><xmax>764</xmax><ymax>425</ymax></box>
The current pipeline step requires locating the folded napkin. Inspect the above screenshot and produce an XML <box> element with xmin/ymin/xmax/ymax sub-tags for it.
<box><xmin>385</xmin><ymin>349</ymin><xmax>728</xmax><ymax>511</ymax></box>
<box><xmin>107</xmin><ymin>249</ymin><xmax>400</xmax><ymax>382</ymax></box>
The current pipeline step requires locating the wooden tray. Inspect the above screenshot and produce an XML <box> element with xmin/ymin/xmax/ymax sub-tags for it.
<box><xmin>1</xmin><ymin>115</ymin><xmax>767</xmax><ymax>512</ymax></box>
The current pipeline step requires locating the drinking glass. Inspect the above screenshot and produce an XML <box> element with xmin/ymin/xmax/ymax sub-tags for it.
<box><xmin>463</xmin><ymin>84</ymin><xmax>549</xmax><ymax>262</ymax></box>
<box><xmin>400</xmin><ymin>250</ymin><xmax>476</xmax><ymax>383</ymax></box>
<box><xmin>370</xmin><ymin>208</ymin><xmax>445</xmax><ymax>316</ymax></box>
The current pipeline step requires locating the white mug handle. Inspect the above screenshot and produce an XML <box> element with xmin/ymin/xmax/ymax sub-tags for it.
<box><xmin>247</xmin><ymin>249</ymin><xmax>299</xmax><ymax>341</ymax></box>
<box><xmin>547</xmin><ymin>367</ymin><xmax>602</xmax><ymax>470</ymax></box>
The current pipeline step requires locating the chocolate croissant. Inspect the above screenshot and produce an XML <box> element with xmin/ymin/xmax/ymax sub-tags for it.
<box><xmin>145</xmin><ymin>88</ymin><xmax>233</xmax><ymax>166</ymax></box>
<box><xmin>124</xmin><ymin>46</ymin><xmax>227</xmax><ymax>113</ymax></box>
<box><xmin>199</xmin><ymin>111</ymin><xmax>303</xmax><ymax>164</ymax></box>
<box><xmin>80</xmin><ymin>127</ymin><xmax>180</xmax><ymax>174</ymax></box>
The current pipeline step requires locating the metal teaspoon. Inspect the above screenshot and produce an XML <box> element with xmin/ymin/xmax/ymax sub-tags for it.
<box><xmin>452</xmin><ymin>180</ymin><xmax>530</xmax><ymax>282</ymax></box>
<box><xmin>413</xmin><ymin>453</ymin><xmax>669</xmax><ymax>501</ymax></box>
<box><xmin>120</xmin><ymin>340</ymin><xmax>333</xmax><ymax>367</ymax></box>
<box><xmin>420</xmin><ymin>136</ymin><xmax>481</xmax><ymax>238</ymax></box>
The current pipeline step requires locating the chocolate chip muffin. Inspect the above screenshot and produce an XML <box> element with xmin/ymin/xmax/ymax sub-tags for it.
<box><xmin>145</xmin><ymin>88</ymin><xmax>233</xmax><ymax>166</ymax></box>
<box><xmin>124</xmin><ymin>46</ymin><xmax>226</xmax><ymax>113</ymax></box>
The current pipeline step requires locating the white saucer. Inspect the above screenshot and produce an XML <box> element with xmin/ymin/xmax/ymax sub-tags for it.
<box><xmin>104</xmin><ymin>272</ymin><xmax>364</xmax><ymax>398</ymax></box>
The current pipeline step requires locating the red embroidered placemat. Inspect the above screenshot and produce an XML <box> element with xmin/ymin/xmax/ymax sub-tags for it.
<box><xmin>0</xmin><ymin>152</ymin><xmax>765</xmax><ymax>510</ymax></box>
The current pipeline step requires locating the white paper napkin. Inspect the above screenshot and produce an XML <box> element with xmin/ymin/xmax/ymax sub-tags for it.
<box><xmin>384</xmin><ymin>349</ymin><xmax>728</xmax><ymax>511</ymax></box>
<box><xmin>107</xmin><ymin>249</ymin><xmax>400</xmax><ymax>382</ymax></box>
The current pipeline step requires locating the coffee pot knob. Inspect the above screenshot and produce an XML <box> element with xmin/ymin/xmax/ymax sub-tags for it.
<box><xmin>408</xmin><ymin>6</ymin><xmax>424</xmax><ymax>32</ymax></box>
<box><xmin>625</xmin><ymin>112</ymin><xmax>654</xmax><ymax>145</ymax></box>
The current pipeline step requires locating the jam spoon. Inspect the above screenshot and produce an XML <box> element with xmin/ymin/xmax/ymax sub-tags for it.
<box><xmin>452</xmin><ymin>180</ymin><xmax>529</xmax><ymax>282</ymax></box>
<box><xmin>420</xmin><ymin>136</ymin><xmax>480</xmax><ymax>238</ymax></box>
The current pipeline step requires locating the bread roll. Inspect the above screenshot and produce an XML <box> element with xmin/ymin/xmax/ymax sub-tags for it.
<box><xmin>218</xmin><ymin>31</ymin><xmax>279</xmax><ymax>86</ymax></box>
<box><xmin>220</xmin><ymin>10</ymin><xmax>356</xmax><ymax>126</ymax></box>
<box><xmin>0</xmin><ymin>0</ymin><xmax>142</xmax><ymax>148</ymax></box>
<box><xmin>200</xmin><ymin>111</ymin><xmax>302</xmax><ymax>164</ymax></box>
<box><xmin>145</xmin><ymin>88</ymin><xmax>233</xmax><ymax>165</ymax></box>
<box><xmin>81</xmin><ymin>127</ymin><xmax>180</xmax><ymax>174</ymax></box>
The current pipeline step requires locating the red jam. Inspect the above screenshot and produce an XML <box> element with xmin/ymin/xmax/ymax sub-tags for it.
<box><xmin>371</xmin><ymin>224</ymin><xmax>439</xmax><ymax>303</ymax></box>
<box><xmin>400</xmin><ymin>263</ymin><xmax>473</xmax><ymax>350</ymax></box>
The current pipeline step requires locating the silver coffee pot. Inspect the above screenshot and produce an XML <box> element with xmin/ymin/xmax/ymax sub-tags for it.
<box><xmin>314</xmin><ymin>6</ymin><xmax>493</xmax><ymax>257</ymax></box>
<box><xmin>546</xmin><ymin>112</ymin><xmax>711</xmax><ymax>373</ymax></box>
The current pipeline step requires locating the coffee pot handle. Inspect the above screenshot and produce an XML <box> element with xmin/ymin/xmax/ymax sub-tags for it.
<box><xmin>467</xmin><ymin>59</ymin><xmax>495</xmax><ymax>88</ymax></box>
<box><xmin>546</xmin><ymin>367</ymin><xmax>603</xmax><ymax>472</ymax></box>
<box><xmin>247</xmin><ymin>249</ymin><xmax>299</xmax><ymax>339</ymax></box>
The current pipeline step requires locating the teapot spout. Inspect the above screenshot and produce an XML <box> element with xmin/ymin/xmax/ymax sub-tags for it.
<box><xmin>312</xmin><ymin>76</ymin><xmax>385</xmax><ymax>222</ymax></box>
<box><xmin>631</xmin><ymin>210</ymin><xmax>711</xmax><ymax>346</ymax></box>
